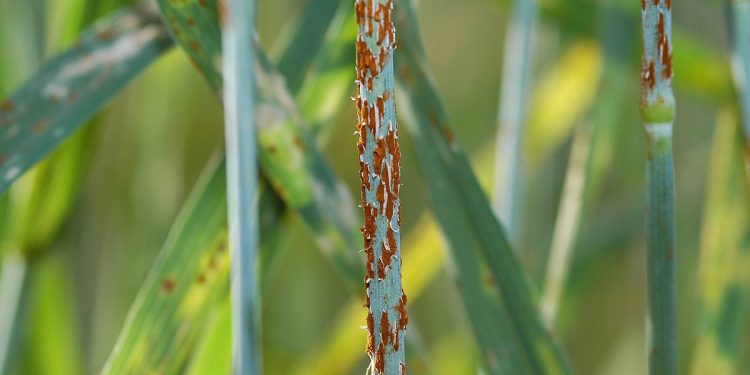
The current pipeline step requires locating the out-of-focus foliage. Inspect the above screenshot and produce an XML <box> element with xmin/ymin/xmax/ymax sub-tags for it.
<box><xmin>0</xmin><ymin>0</ymin><xmax>747</xmax><ymax>374</ymax></box>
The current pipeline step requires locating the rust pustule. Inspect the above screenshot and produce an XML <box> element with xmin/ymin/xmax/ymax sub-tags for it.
<box><xmin>0</xmin><ymin>100</ymin><xmax>14</xmax><ymax>112</ymax></box>
<box><xmin>356</xmin><ymin>0</ymin><xmax>405</xmax><ymax>372</ymax></box>
<box><xmin>397</xmin><ymin>293</ymin><xmax>408</xmax><ymax>331</ymax></box>
<box><xmin>161</xmin><ymin>278</ymin><xmax>176</xmax><ymax>294</ymax></box>
<box><xmin>97</xmin><ymin>27</ymin><xmax>118</xmax><ymax>41</ymax></box>
<box><xmin>658</xmin><ymin>13</ymin><xmax>672</xmax><ymax>79</ymax></box>
<box><xmin>642</xmin><ymin>60</ymin><xmax>656</xmax><ymax>90</ymax></box>
<box><xmin>665</xmin><ymin>0</ymin><xmax>671</xmax><ymax>9</ymax></box>
<box><xmin>380</xmin><ymin>311</ymin><xmax>391</xmax><ymax>346</ymax></box>
<box><xmin>366</xmin><ymin>311</ymin><xmax>375</xmax><ymax>353</ymax></box>
<box><xmin>33</xmin><ymin>119</ymin><xmax>50</xmax><ymax>134</ymax></box>
<box><xmin>0</xmin><ymin>154</ymin><xmax>7</xmax><ymax>166</ymax></box>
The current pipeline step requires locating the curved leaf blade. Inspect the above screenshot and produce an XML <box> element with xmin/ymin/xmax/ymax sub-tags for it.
<box><xmin>0</xmin><ymin>7</ymin><xmax>172</xmax><ymax>194</ymax></box>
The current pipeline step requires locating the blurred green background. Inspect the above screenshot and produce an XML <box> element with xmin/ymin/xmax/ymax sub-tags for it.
<box><xmin>0</xmin><ymin>0</ymin><xmax>746</xmax><ymax>374</ymax></box>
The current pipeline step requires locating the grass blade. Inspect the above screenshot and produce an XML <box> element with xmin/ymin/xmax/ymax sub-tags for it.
<box><xmin>103</xmin><ymin>157</ymin><xmax>230</xmax><ymax>374</ymax></box>
<box><xmin>540</xmin><ymin>1</ymin><xmax>637</xmax><ymax>325</ymax></box>
<box><xmin>219</xmin><ymin>0</ymin><xmax>261</xmax><ymax>373</ymax></box>
<box><xmin>492</xmin><ymin>0</ymin><xmax>536</xmax><ymax>242</ymax></box>
<box><xmin>0</xmin><ymin>253</ymin><xmax>29</xmax><ymax>374</ymax></box>
<box><xmin>691</xmin><ymin>109</ymin><xmax>750</xmax><ymax>374</ymax></box>
<box><xmin>539</xmin><ymin>125</ymin><xmax>590</xmax><ymax>324</ymax></box>
<box><xmin>396</xmin><ymin>1</ymin><xmax>571</xmax><ymax>373</ymax></box>
<box><xmin>354</xmin><ymin>1</ymin><xmax>407</xmax><ymax>373</ymax></box>
<box><xmin>156</xmin><ymin>0</ymin><xmax>362</xmax><ymax>285</ymax></box>
<box><xmin>0</xmin><ymin>7</ymin><xmax>172</xmax><ymax>194</ymax></box>
<box><xmin>640</xmin><ymin>0</ymin><xmax>677</xmax><ymax>373</ymax></box>
<box><xmin>273</xmin><ymin>0</ymin><xmax>344</xmax><ymax>94</ymax></box>
<box><xmin>105</xmin><ymin>2</ymin><xmax>360</xmax><ymax>371</ymax></box>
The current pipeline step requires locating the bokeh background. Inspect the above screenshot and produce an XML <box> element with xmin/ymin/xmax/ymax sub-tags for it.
<box><xmin>0</xmin><ymin>0</ymin><xmax>745</xmax><ymax>374</ymax></box>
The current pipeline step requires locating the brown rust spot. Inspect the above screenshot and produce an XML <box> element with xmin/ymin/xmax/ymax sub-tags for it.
<box><xmin>293</xmin><ymin>135</ymin><xmax>306</xmax><ymax>149</ymax></box>
<box><xmin>199</xmin><ymin>0</ymin><xmax>208</xmax><ymax>6</ymax></box>
<box><xmin>380</xmin><ymin>311</ymin><xmax>391</xmax><ymax>345</ymax></box>
<box><xmin>444</xmin><ymin>127</ymin><xmax>455</xmax><ymax>143</ymax></box>
<box><xmin>366</xmin><ymin>311</ymin><xmax>375</xmax><ymax>353</ymax></box>
<box><xmin>218</xmin><ymin>0</ymin><xmax>228</xmax><ymax>26</ymax></box>
<box><xmin>67</xmin><ymin>92</ymin><xmax>80</xmax><ymax>103</ymax></box>
<box><xmin>33</xmin><ymin>119</ymin><xmax>50</xmax><ymax>134</ymax></box>
<box><xmin>658</xmin><ymin>13</ymin><xmax>672</xmax><ymax>79</ymax></box>
<box><xmin>97</xmin><ymin>28</ymin><xmax>118</xmax><ymax>41</ymax></box>
<box><xmin>187</xmin><ymin>17</ymin><xmax>196</xmax><ymax>27</ymax></box>
<box><xmin>0</xmin><ymin>100</ymin><xmax>14</xmax><ymax>112</ymax></box>
<box><xmin>666</xmin><ymin>0</ymin><xmax>671</xmax><ymax>9</ymax></box>
<box><xmin>190</xmin><ymin>41</ymin><xmax>201</xmax><ymax>52</ymax></box>
<box><xmin>196</xmin><ymin>274</ymin><xmax>206</xmax><ymax>284</ymax></box>
<box><xmin>641</xmin><ymin>0</ymin><xmax>646</xmax><ymax>10</ymax></box>
<box><xmin>161</xmin><ymin>278</ymin><xmax>176</xmax><ymax>294</ymax></box>
<box><xmin>0</xmin><ymin>154</ymin><xmax>7</xmax><ymax>166</ymax></box>
<box><xmin>397</xmin><ymin>293</ymin><xmax>408</xmax><ymax>331</ymax></box>
<box><xmin>375</xmin><ymin>344</ymin><xmax>386</xmax><ymax>374</ymax></box>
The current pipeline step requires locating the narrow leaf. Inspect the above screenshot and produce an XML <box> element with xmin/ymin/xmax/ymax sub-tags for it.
<box><xmin>691</xmin><ymin>109</ymin><xmax>750</xmax><ymax>374</ymax></box>
<box><xmin>395</xmin><ymin>1</ymin><xmax>571</xmax><ymax>373</ymax></box>
<box><xmin>0</xmin><ymin>7</ymin><xmax>172</xmax><ymax>194</ymax></box>
<box><xmin>156</xmin><ymin>0</ymin><xmax>363</xmax><ymax>285</ymax></box>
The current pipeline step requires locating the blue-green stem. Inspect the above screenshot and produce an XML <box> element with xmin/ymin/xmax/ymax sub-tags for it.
<box><xmin>219</xmin><ymin>0</ymin><xmax>260</xmax><ymax>373</ymax></box>
<box><xmin>641</xmin><ymin>0</ymin><xmax>677</xmax><ymax>373</ymax></box>
<box><xmin>355</xmin><ymin>1</ymin><xmax>406</xmax><ymax>374</ymax></box>
<box><xmin>492</xmin><ymin>0</ymin><xmax>536</xmax><ymax>243</ymax></box>
<box><xmin>645</xmin><ymin>123</ymin><xmax>677</xmax><ymax>375</ymax></box>
<box><xmin>727</xmin><ymin>0</ymin><xmax>750</xmax><ymax>140</ymax></box>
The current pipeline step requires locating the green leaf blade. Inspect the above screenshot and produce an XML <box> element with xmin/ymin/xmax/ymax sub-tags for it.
<box><xmin>0</xmin><ymin>7</ymin><xmax>172</xmax><ymax>194</ymax></box>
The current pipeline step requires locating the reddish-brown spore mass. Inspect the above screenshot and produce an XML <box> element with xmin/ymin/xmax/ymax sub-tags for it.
<box><xmin>355</xmin><ymin>0</ymin><xmax>407</xmax><ymax>373</ymax></box>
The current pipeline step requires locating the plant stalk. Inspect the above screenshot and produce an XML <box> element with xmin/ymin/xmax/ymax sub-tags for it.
<box><xmin>219</xmin><ymin>0</ymin><xmax>261</xmax><ymax>373</ymax></box>
<box><xmin>641</xmin><ymin>0</ymin><xmax>677</xmax><ymax>374</ymax></box>
<box><xmin>355</xmin><ymin>0</ymin><xmax>407</xmax><ymax>374</ymax></box>
<box><xmin>540</xmin><ymin>125</ymin><xmax>590</xmax><ymax>325</ymax></box>
<box><xmin>0</xmin><ymin>252</ymin><xmax>29</xmax><ymax>375</ymax></box>
<box><xmin>492</xmin><ymin>0</ymin><xmax>536</xmax><ymax>242</ymax></box>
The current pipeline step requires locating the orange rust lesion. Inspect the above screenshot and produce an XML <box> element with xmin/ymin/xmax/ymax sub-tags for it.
<box><xmin>380</xmin><ymin>311</ymin><xmax>391</xmax><ymax>346</ymax></box>
<box><xmin>0</xmin><ymin>100</ymin><xmax>14</xmax><ymax>112</ymax></box>
<box><xmin>33</xmin><ymin>119</ymin><xmax>50</xmax><ymax>134</ymax></box>
<box><xmin>0</xmin><ymin>154</ymin><xmax>7</xmax><ymax>166</ymax></box>
<box><xmin>161</xmin><ymin>278</ymin><xmax>176</xmax><ymax>294</ymax></box>
<box><xmin>641</xmin><ymin>59</ymin><xmax>656</xmax><ymax>91</ymax></box>
<box><xmin>657</xmin><ymin>13</ymin><xmax>673</xmax><ymax>79</ymax></box>
<box><xmin>665</xmin><ymin>0</ymin><xmax>671</xmax><ymax>9</ymax></box>
<box><xmin>375</xmin><ymin>345</ymin><xmax>386</xmax><ymax>374</ymax></box>
<box><xmin>397</xmin><ymin>293</ymin><xmax>408</xmax><ymax>331</ymax></box>
<box><xmin>217</xmin><ymin>0</ymin><xmax>228</xmax><ymax>26</ymax></box>
<box><xmin>357</xmin><ymin>0</ymin><xmax>404</xmax><ymax>371</ymax></box>
<box><xmin>96</xmin><ymin>27</ymin><xmax>118</xmax><ymax>41</ymax></box>
<box><xmin>366</xmin><ymin>311</ymin><xmax>375</xmax><ymax>353</ymax></box>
